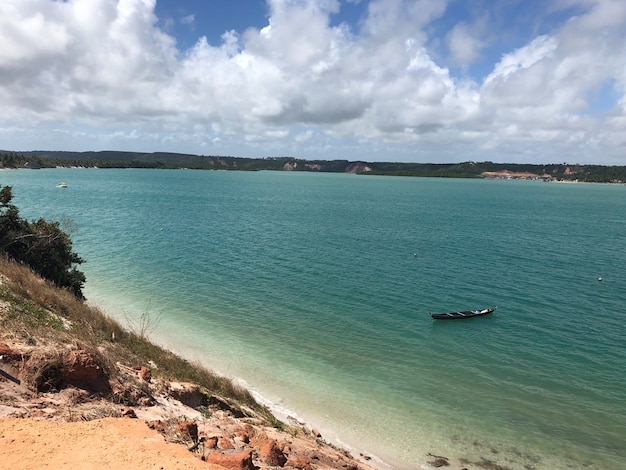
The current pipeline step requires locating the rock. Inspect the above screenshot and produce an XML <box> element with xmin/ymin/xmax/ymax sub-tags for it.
<box><xmin>138</xmin><ymin>366</ymin><xmax>151</xmax><ymax>382</ymax></box>
<box><xmin>285</xmin><ymin>456</ymin><xmax>312</xmax><ymax>470</ymax></box>
<box><xmin>62</xmin><ymin>350</ymin><xmax>110</xmax><ymax>393</ymax></box>
<box><xmin>147</xmin><ymin>420</ymin><xmax>166</xmax><ymax>432</ymax></box>
<box><xmin>259</xmin><ymin>438</ymin><xmax>287</xmax><ymax>467</ymax></box>
<box><xmin>175</xmin><ymin>421</ymin><xmax>198</xmax><ymax>442</ymax></box>
<box><xmin>237</xmin><ymin>424</ymin><xmax>254</xmax><ymax>443</ymax></box>
<box><xmin>136</xmin><ymin>396</ymin><xmax>154</xmax><ymax>407</ymax></box>
<box><xmin>167</xmin><ymin>382</ymin><xmax>206</xmax><ymax>408</ymax></box>
<box><xmin>122</xmin><ymin>407</ymin><xmax>137</xmax><ymax>418</ymax></box>
<box><xmin>218</xmin><ymin>435</ymin><xmax>235</xmax><ymax>450</ymax></box>
<box><xmin>428</xmin><ymin>457</ymin><xmax>450</xmax><ymax>467</ymax></box>
<box><xmin>205</xmin><ymin>436</ymin><xmax>218</xmax><ymax>449</ymax></box>
<box><xmin>206</xmin><ymin>450</ymin><xmax>255</xmax><ymax>470</ymax></box>
<box><xmin>249</xmin><ymin>430</ymin><xmax>269</xmax><ymax>448</ymax></box>
<box><xmin>0</xmin><ymin>343</ymin><xmax>22</xmax><ymax>361</ymax></box>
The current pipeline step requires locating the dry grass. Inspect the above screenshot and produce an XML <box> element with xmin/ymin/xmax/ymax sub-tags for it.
<box><xmin>0</xmin><ymin>256</ymin><xmax>272</xmax><ymax>421</ymax></box>
<box><xmin>64</xmin><ymin>402</ymin><xmax>124</xmax><ymax>422</ymax></box>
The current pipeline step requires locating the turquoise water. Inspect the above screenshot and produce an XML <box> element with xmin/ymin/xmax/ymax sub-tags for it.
<box><xmin>2</xmin><ymin>168</ymin><xmax>625</xmax><ymax>469</ymax></box>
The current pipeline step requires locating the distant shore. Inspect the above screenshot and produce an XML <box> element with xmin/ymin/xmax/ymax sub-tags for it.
<box><xmin>3</xmin><ymin>150</ymin><xmax>626</xmax><ymax>182</ymax></box>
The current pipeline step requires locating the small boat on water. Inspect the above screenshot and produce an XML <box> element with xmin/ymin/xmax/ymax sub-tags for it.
<box><xmin>57</xmin><ymin>182</ymin><xmax>68</xmax><ymax>188</ymax></box>
<box><xmin>430</xmin><ymin>307</ymin><xmax>497</xmax><ymax>320</ymax></box>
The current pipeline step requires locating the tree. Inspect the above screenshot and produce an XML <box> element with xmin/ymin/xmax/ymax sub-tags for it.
<box><xmin>0</xmin><ymin>186</ymin><xmax>85</xmax><ymax>298</ymax></box>
<box><xmin>0</xmin><ymin>186</ymin><xmax>29</xmax><ymax>254</ymax></box>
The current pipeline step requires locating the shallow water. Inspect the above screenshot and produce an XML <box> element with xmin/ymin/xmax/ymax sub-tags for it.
<box><xmin>3</xmin><ymin>168</ymin><xmax>625</xmax><ymax>469</ymax></box>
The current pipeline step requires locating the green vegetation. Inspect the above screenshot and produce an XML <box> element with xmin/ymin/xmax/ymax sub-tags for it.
<box><xmin>2</xmin><ymin>150</ymin><xmax>626</xmax><ymax>182</ymax></box>
<box><xmin>0</xmin><ymin>185</ymin><xmax>86</xmax><ymax>297</ymax></box>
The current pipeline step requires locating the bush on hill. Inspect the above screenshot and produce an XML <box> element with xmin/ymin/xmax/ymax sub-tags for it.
<box><xmin>0</xmin><ymin>185</ymin><xmax>85</xmax><ymax>298</ymax></box>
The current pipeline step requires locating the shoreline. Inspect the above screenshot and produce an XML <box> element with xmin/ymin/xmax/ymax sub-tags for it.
<box><xmin>81</xmin><ymin>291</ymin><xmax>586</xmax><ymax>470</ymax></box>
<box><xmin>85</xmin><ymin>290</ymin><xmax>624</xmax><ymax>470</ymax></box>
<box><xmin>85</xmin><ymin>290</ymin><xmax>565</xmax><ymax>470</ymax></box>
<box><xmin>86</xmin><ymin>294</ymin><xmax>401</xmax><ymax>470</ymax></box>
<box><xmin>0</xmin><ymin>258</ymin><xmax>383</xmax><ymax>470</ymax></box>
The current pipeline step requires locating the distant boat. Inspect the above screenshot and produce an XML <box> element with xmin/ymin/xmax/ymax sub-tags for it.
<box><xmin>430</xmin><ymin>307</ymin><xmax>497</xmax><ymax>320</ymax></box>
<box><xmin>57</xmin><ymin>182</ymin><xmax>68</xmax><ymax>188</ymax></box>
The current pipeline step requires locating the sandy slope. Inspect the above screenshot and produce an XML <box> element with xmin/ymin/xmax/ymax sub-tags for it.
<box><xmin>0</xmin><ymin>417</ymin><xmax>218</xmax><ymax>470</ymax></box>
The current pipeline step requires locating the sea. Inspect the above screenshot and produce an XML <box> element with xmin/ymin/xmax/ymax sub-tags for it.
<box><xmin>2</xmin><ymin>168</ymin><xmax>625</xmax><ymax>470</ymax></box>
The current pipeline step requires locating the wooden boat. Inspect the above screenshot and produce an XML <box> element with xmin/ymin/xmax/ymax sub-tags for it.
<box><xmin>430</xmin><ymin>307</ymin><xmax>497</xmax><ymax>320</ymax></box>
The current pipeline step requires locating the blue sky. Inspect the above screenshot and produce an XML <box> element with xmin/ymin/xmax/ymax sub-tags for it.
<box><xmin>155</xmin><ymin>1</ymin><xmax>270</xmax><ymax>49</ymax></box>
<box><xmin>1</xmin><ymin>0</ymin><xmax>625</xmax><ymax>164</ymax></box>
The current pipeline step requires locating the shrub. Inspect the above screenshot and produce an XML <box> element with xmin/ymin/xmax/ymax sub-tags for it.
<box><xmin>0</xmin><ymin>185</ymin><xmax>85</xmax><ymax>297</ymax></box>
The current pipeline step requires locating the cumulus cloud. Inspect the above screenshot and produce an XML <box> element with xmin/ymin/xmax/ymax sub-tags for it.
<box><xmin>0</xmin><ymin>0</ymin><xmax>178</xmax><ymax>123</ymax></box>
<box><xmin>0</xmin><ymin>0</ymin><xmax>625</xmax><ymax>163</ymax></box>
<box><xmin>477</xmin><ymin>0</ymin><xmax>626</xmax><ymax>157</ymax></box>
<box><xmin>446</xmin><ymin>21</ymin><xmax>486</xmax><ymax>67</ymax></box>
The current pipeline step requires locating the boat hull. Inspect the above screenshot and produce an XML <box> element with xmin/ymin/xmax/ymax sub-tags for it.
<box><xmin>430</xmin><ymin>307</ymin><xmax>497</xmax><ymax>320</ymax></box>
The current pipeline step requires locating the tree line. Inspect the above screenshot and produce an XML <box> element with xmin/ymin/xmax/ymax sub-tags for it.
<box><xmin>2</xmin><ymin>151</ymin><xmax>626</xmax><ymax>183</ymax></box>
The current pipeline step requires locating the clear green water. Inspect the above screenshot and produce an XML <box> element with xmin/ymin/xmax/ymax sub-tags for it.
<box><xmin>3</xmin><ymin>168</ymin><xmax>625</xmax><ymax>469</ymax></box>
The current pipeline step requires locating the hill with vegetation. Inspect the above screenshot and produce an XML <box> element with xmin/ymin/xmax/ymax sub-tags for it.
<box><xmin>2</xmin><ymin>150</ymin><xmax>626</xmax><ymax>183</ymax></box>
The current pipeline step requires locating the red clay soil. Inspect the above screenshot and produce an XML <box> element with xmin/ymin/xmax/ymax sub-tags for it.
<box><xmin>0</xmin><ymin>417</ymin><xmax>220</xmax><ymax>470</ymax></box>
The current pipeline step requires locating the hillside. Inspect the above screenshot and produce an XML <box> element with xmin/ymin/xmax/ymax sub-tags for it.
<box><xmin>0</xmin><ymin>257</ymin><xmax>381</xmax><ymax>470</ymax></box>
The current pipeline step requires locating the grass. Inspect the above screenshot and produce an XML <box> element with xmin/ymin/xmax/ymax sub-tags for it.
<box><xmin>0</xmin><ymin>256</ymin><xmax>279</xmax><ymax>425</ymax></box>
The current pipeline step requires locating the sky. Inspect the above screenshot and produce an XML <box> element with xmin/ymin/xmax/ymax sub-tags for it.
<box><xmin>1</xmin><ymin>0</ymin><xmax>626</xmax><ymax>164</ymax></box>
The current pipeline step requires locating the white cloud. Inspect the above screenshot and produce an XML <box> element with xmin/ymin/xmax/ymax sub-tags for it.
<box><xmin>295</xmin><ymin>130</ymin><xmax>315</xmax><ymax>142</ymax></box>
<box><xmin>0</xmin><ymin>0</ymin><xmax>625</xmax><ymax>163</ymax></box>
<box><xmin>475</xmin><ymin>1</ymin><xmax>626</xmax><ymax>162</ymax></box>
<box><xmin>446</xmin><ymin>21</ymin><xmax>486</xmax><ymax>67</ymax></box>
<box><xmin>180</xmin><ymin>14</ymin><xmax>195</xmax><ymax>26</ymax></box>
